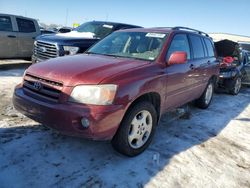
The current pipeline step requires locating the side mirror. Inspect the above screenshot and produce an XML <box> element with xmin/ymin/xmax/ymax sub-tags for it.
<box><xmin>168</xmin><ymin>51</ymin><xmax>187</xmax><ymax>65</ymax></box>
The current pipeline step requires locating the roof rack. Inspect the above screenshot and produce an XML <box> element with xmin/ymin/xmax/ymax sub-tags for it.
<box><xmin>172</xmin><ymin>27</ymin><xmax>209</xmax><ymax>37</ymax></box>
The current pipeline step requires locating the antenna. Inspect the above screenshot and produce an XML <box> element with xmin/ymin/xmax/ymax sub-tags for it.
<box><xmin>65</xmin><ymin>9</ymin><xmax>68</xmax><ymax>26</ymax></box>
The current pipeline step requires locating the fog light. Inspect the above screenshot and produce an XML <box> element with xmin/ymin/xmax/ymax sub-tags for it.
<box><xmin>81</xmin><ymin>118</ymin><xmax>90</xmax><ymax>128</ymax></box>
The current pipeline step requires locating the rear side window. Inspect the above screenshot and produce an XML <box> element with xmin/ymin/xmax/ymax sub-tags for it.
<box><xmin>189</xmin><ymin>35</ymin><xmax>205</xmax><ymax>59</ymax></box>
<box><xmin>16</xmin><ymin>18</ymin><xmax>36</xmax><ymax>33</ymax></box>
<box><xmin>204</xmin><ymin>38</ymin><xmax>215</xmax><ymax>57</ymax></box>
<box><xmin>0</xmin><ymin>16</ymin><xmax>13</xmax><ymax>31</ymax></box>
<box><xmin>167</xmin><ymin>34</ymin><xmax>190</xmax><ymax>60</ymax></box>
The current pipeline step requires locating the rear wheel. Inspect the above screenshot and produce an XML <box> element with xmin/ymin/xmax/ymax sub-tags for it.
<box><xmin>229</xmin><ymin>77</ymin><xmax>241</xmax><ymax>95</ymax></box>
<box><xmin>112</xmin><ymin>101</ymin><xmax>157</xmax><ymax>157</ymax></box>
<box><xmin>195</xmin><ymin>80</ymin><xmax>214</xmax><ymax>109</ymax></box>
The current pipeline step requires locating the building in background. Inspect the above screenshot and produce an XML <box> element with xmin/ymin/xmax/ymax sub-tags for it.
<box><xmin>209</xmin><ymin>33</ymin><xmax>250</xmax><ymax>42</ymax></box>
<box><xmin>209</xmin><ymin>33</ymin><xmax>250</xmax><ymax>51</ymax></box>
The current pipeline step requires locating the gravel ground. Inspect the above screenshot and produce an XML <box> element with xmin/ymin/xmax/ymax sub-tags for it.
<box><xmin>0</xmin><ymin>60</ymin><xmax>250</xmax><ymax>188</ymax></box>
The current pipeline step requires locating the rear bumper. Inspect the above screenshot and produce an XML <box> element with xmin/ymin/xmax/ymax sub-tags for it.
<box><xmin>13</xmin><ymin>85</ymin><xmax>125</xmax><ymax>140</ymax></box>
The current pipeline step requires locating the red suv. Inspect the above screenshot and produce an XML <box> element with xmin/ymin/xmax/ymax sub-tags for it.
<box><xmin>13</xmin><ymin>27</ymin><xmax>219</xmax><ymax>156</ymax></box>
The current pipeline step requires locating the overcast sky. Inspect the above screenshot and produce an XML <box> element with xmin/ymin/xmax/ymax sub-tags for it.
<box><xmin>0</xmin><ymin>0</ymin><xmax>249</xmax><ymax>36</ymax></box>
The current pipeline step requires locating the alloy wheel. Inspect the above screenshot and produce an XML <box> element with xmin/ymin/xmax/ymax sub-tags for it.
<box><xmin>205</xmin><ymin>83</ymin><xmax>213</xmax><ymax>105</ymax></box>
<box><xmin>128</xmin><ymin>110</ymin><xmax>153</xmax><ymax>149</ymax></box>
<box><xmin>234</xmin><ymin>77</ymin><xmax>241</xmax><ymax>94</ymax></box>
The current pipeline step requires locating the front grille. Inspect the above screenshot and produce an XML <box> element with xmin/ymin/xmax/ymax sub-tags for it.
<box><xmin>33</xmin><ymin>41</ymin><xmax>58</xmax><ymax>60</ymax></box>
<box><xmin>23</xmin><ymin>73</ymin><xmax>63</xmax><ymax>103</ymax></box>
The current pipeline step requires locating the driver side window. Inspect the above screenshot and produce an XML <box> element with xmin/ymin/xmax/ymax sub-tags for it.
<box><xmin>166</xmin><ymin>34</ymin><xmax>190</xmax><ymax>60</ymax></box>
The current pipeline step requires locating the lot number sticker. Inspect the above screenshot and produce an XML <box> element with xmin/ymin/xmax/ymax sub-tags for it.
<box><xmin>146</xmin><ymin>33</ymin><xmax>166</xmax><ymax>38</ymax></box>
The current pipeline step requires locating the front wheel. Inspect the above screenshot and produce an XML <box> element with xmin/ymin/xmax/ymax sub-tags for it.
<box><xmin>195</xmin><ymin>80</ymin><xmax>214</xmax><ymax>109</ymax></box>
<box><xmin>112</xmin><ymin>101</ymin><xmax>157</xmax><ymax>157</ymax></box>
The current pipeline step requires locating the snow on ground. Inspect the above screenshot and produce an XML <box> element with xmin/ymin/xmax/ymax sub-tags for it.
<box><xmin>0</xmin><ymin>61</ymin><xmax>250</xmax><ymax>188</ymax></box>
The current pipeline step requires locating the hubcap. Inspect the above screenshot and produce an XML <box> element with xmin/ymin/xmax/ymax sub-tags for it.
<box><xmin>128</xmin><ymin>110</ymin><xmax>153</xmax><ymax>149</ymax></box>
<box><xmin>234</xmin><ymin>78</ymin><xmax>241</xmax><ymax>94</ymax></box>
<box><xmin>205</xmin><ymin>83</ymin><xmax>213</xmax><ymax>104</ymax></box>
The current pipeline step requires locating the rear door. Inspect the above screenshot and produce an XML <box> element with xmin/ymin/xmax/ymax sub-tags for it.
<box><xmin>0</xmin><ymin>15</ymin><xmax>18</xmax><ymax>58</ymax></box>
<box><xmin>188</xmin><ymin>34</ymin><xmax>208</xmax><ymax>89</ymax></box>
<box><xmin>16</xmin><ymin>17</ymin><xmax>38</xmax><ymax>58</ymax></box>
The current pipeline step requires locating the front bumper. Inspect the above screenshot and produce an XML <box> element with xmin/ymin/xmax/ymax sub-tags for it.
<box><xmin>13</xmin><ymin>86</ymin><xmax>125</xmax><ymax>140</ymax></box>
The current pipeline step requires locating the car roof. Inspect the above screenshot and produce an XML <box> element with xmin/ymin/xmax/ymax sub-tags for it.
<box><xmin>117</xmin><ymin>27</ymin><xmax>211</xmax><ymax>38</ymax></box>
<box><xmin>117</xmin><ymin>27</ymin><xmax>172</xmax><ymax>34</ymax></box>
<box><xmin>0</xmin><ymin>13</ymin><xmax>37</xmax><ymax>21</ymax></box>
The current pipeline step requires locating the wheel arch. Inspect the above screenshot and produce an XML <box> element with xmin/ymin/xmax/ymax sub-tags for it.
<box><xmin>125</xmin><ymin>92</ymin><xmax>161</xmax><ymax>123</ymax></box>
<box><xmin>210</xmin><ymin>74</ymin><xmax>218</xmax><ymax>85</ymax></box>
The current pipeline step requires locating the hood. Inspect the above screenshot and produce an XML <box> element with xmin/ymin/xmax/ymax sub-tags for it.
<box><xmin>27</xmin><ymin>54</ymin><xmax>149</xmax><ymax>86</ymax></box>
<box><xmin>215</xmin><ymin>39</ymin><xmax>240</xmax><ymax>57</ymax></box>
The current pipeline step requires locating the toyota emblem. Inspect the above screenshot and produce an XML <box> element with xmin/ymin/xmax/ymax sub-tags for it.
<box><xmin>33</xmin><ymin>82</ymin><xmax>42</xmax><ymax>91</ymax></box>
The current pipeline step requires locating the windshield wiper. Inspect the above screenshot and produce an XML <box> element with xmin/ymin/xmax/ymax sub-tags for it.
<box><xmin>85</xmin><ymin>51</ymin><xmax>99</xmax><ymax>55</ymax></box>
<box><xmin>85</xmin><ymin>52</ymin><xmax>119</xmax><ymax>58</ymax></box>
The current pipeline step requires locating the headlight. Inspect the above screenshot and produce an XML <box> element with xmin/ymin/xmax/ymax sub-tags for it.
<box><xmin>63</xmin><ymin>46</ymin><xmax>79</xmax><ymax>55</ymax></box>
<box><xmin>219</xmin><ymin>71</ymin><xmax>232</xmax><ymax>78</ymax></box>
<box><xmin>34</xmin><ymin>40</ymin><xmax>37</xmax><ymax>46</ymax></box>
<box><xmin>69</xmin><ymin>84</ymin><xmax>117</xmax><ymax>105</ymax></box>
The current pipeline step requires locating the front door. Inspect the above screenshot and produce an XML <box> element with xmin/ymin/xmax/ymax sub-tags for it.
<box><xmin>164</xmin><ymin>33</ymin><xmax>195</xmax><ymax>109</ymax></box>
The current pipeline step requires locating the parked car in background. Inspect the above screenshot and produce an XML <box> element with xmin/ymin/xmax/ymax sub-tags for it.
<box><xmin>239</xmin><ymin>42</ymin><xmax>250</xmax><ymax>51</ymax></box>
<box><xmin>0</xmin><ymin>13</ymin><xmax>41</xmax><ymax>59</ymax></box>
<box><xmin>57</xmin><ymin>27</ymin><xmax>72</xmax><ymax>33</ymax></box>
<box><xmin>32</xmin><ymin>21</ymin><xmax>141</xmax><ymax>63</ymax></box>
<box><xmin>13</xmin><ymin>27</ymin><xmax>219</xmax><ymax>156</ymax></box>
<box><xmin>215</xmin><ymin>40</ymin><xmax>250</xmax><ymax>94</ymax></box>
<box><xmin>242</xmin><ymin>50</ymin><xmax>250</xmax><ymax>86</ymax></box>
<box><xmin>51</xmin><ymin>27</ymin><xmax>72</xmax><ymax>33</ymax></box>
<box><xmin>40</xmin><ymin>28</ymin><xmax>56</xmax><ymax>35</ymax></box>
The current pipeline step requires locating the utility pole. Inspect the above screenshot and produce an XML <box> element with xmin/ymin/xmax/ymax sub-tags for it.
<box><xmin>105</xmin><ymin>13</ymin><xmax>109</xmax><ymax>21</ymax></box>
<box><xmin>65</xmin><ymin>8</ymin><xmax>68</xmax><ymax>26</ymax></box>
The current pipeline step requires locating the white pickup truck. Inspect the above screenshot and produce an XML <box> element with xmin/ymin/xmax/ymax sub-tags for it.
<box><xmin>0</xmin><ymin>13</ymin><xmax>41</xmax><ymax>59</ymax></box>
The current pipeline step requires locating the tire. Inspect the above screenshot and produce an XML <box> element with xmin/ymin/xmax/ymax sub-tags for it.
<box><xmin>195</xmin><ymin>80</ymin><xmax>214</xmax><ymax>109</ymax></box>
<box><xmin>112</xmin><ymin>101</ymin><xmax>157</xmax><ymax>157</ymax></box>
<box><xmin>214</xmin><ymin>81</ymin><xmax>220</xmax><ymax>94</ymax></box>
<box><xmin>229</xmin><ymin>77</ymin><xmax>241</xmax><ymax>95</ymax></box>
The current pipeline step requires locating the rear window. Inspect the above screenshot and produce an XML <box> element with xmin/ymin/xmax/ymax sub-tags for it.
<box><xmin>16</xmin><ymin>18</ymin><xmax>36</xmax><ymax>33</ymax></box>
<box><xmin>189</xmin><ymin>35</ymin><xmax>205</xmax><ymax>59</ymax></box>
<box><xmin>204</xmin><ymin>38</ymin><xmax>215</xmax><ymax>57</ymax></box>
<box><xmin>0</xmin><ymin>16</ymin><xmax>13</xmax><ymax>32</ymax></box>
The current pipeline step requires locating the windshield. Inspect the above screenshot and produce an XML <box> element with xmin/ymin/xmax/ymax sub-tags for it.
<box><xmin>87</xmin><ymin>32</ymin><xmax>167</xmax><ymax>61</ymax></box>
<box><xmin>74</xmin><ymin>22</ymin><xmax>114</xmax><ymax>38</ymax></box>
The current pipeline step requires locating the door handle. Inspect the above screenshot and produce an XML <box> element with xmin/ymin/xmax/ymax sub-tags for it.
<box><xmin>189</xmin><ymin>64</ymin><xmax>195</xmax><ymax>69</ymax></box>
<box><xmin>207</xmin><ymin>60</ymin><xmax>211</xmax><ymax>65</ymax></box>
<box><xmin>7</xmin><ymin>35</ymin><xmax>16</xmax><ymax>38</ymax></box>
